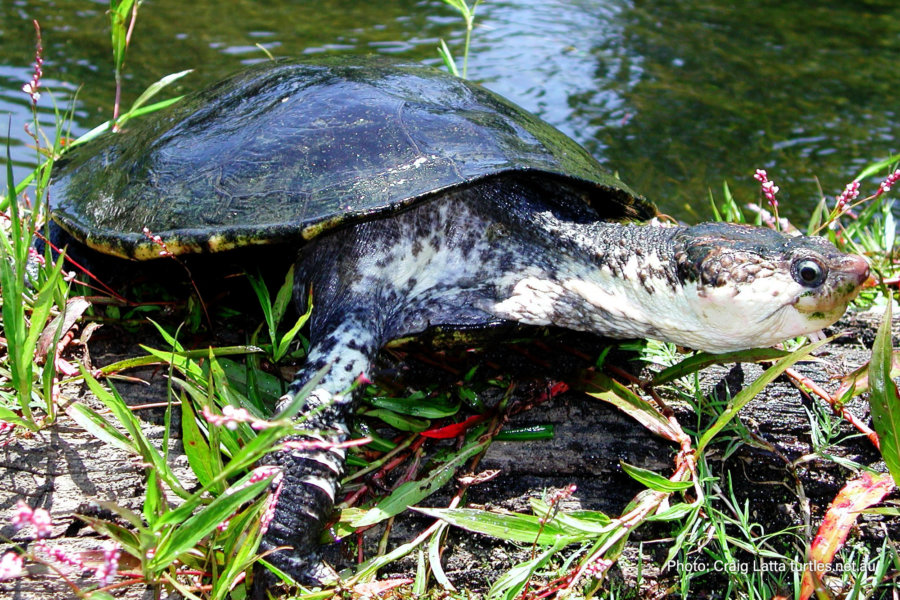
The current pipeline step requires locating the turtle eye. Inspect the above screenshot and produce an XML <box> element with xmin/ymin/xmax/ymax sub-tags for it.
<box><xmin>792</xmin><ymin>258</ymin><xmax>827</xmax><ymax>287</ymax></box>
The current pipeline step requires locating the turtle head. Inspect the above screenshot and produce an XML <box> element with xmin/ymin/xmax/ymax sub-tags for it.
<box><xmin>674</xmin><ymin>222</ymin><xmax>870</xmax><ymax>352</ymax></box>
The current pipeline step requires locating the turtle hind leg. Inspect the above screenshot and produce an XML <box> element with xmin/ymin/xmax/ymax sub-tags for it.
<box><xmin>258</xmin><ymin>314</ymin><xmax>380</xmax><ymax>584</ymax></box>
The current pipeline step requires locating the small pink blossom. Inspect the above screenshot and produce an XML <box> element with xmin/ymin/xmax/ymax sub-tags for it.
<box><xmin>259</xmin><ymin>478</ymin><xmax>284</xmax><ymax>535</ymax></box>
<box><xmin>94</xmin><ymin>541</ymin><xmax>120</xmax><ymax>586</ymax></box>
<box><xmin>27</xmin><ymin>246</ymin><xmax>46</xmax><ymax>266</ymax></box>
<box><xmin>141</xmin><ymin>227</ymin><xmax>173</xmax><ymax>258</ymax></box>
<box><xmin>0</xmin><ymin>552</ymin><xmax>23</xmax><ymax>581</ymax></box>
<box><xmin>548</xmin><ymin>484</ymin><xmax>578</xmax><ymax>504</ymax></box>
<box><xmin>223</xmin><ymin>466</ymin><xmax>283</xmax><ymax>497</ymax></box>
<box><xmin>876</xmin><ymin>168</ymin><xmax>900</xmax><ymax>197</ymax></box>
<box><xmin>753</xmin><ymin>169</ymin><xmax>780</xmax><ymax>207</ymax></box>
<box><xmin>11</xmin><ymin>501</ymin><xmax>52</xmax><ymax>538</ymax></box>
<box><xmin>202</xmin><ymin>404</ymin><xmax>273</xmax><ymax>430</ymax></box>
<box><xmin>21</xmin><ymin>21</ymin><xmax>43</xmax><ymax>105</ymax></box>
<box><xmin>33</xmin><ymin>540</ymin><xmax>85</xmax><ymax>570</ymax></box>
<box><xmin>584</xmin><ymin>557</ymin><xmax>613</xmax><ymax>577</ymax></box>
<box><xmin>835</xmin><ymin>181</ymin><xmax>860</xmax><ymax>209</ymax></box>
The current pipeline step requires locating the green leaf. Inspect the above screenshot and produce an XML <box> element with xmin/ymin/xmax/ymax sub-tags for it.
<box><xmin>620</xmin><ymin>462</ymin><xmax>692</xmax><ymax>493</ymax></box>
<box><xmin>350</xmin><ymin>438</ymin><xmax>488</xmax><ymax>527</ymax></box>
<box><xmin>0</xmin><ymin>406</ymin><xmax>31</xmax><ymax>429</ymax></box>
<box><xmin>495</xmin><ymin>424</ymin><xmax>554</xmax><ymax>441</ymax></box>
<box><xmin>651</xmin><ymin>347</ymin><xmax>789</xmax><ymax>386</ymax></box>
<box><xmin>126</xmin><ymin>70</ymin><xmax>192</xmax><ymax>115</ymax></box>
<box><xmin>271</xmin><ymin>265</ymin><xmax>295</xmax><ymax>327</ymax></box>
<box><xmin>180</xmin><ymin>392</ymin><xmax>218</xmax><ymax>490</ymax></box>
<box><xmin>869</xmin><ymin>301</ymin><xmax>900</xmax><ymax>487</ymax></box>
<box><xmin>583</xmin><ymin>372</ymin><xmax>677</xmax><ymax>442</ymax></box>
<box><xmin>368</xmin><ymin>392</ymin><xmax>460</xmax><ymax>418</ymax></box>
<box><xmin>647</xmin><ymin>502</ymin><xmax>697</xmax><ymax>522</ymax></box>
<box><xmin>697</xmin><ymin>337</ymin><xmax>832</xmax><ymax>452</ymax></box>
<box><xmin>855</xmin><ymin>155</ymin><xmax>899</xmax><ymax>181</ymax></box>
<box><xmin>413</xmin><ymin>507</ymin><xmax>588</xmax><ymax>545</ymax></box>
<box><xmin>427</xmin><ymin>522</ymin><xmax>454</xmax><ymax>590</ymax></box>
<box><xmin>438</xmin><ymin>39</ymin><xmax>459</xmax><ymax>77</ymax></box>
<box><xmin>65</xmin><ymin>403</ymin><xmax>136</xmax><ymax>455</ymax></box>
<box><xmin>80</xmin><ymin>367</ymin><xmax>188</xmax><ymax>497</ymax></box>
<box><xmin>360</xmin><ymin>408</ymin><xmax>430</xmax><ymax>432</ymax></box>
<box><xmin>488</xmin><ymin>543</ymin><xmax>566</xmax><ymax>600</ymax></box>
<box><xmin>148</xmin><ymin>476</ymin><xmax>272</xmax><ymax>570</ymax></box>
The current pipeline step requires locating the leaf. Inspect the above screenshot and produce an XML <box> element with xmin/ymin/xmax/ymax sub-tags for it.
<box><xmin>799</xmin><ymin>471</ymin><xmax>895</xmax><ymax>600</ymax></box>
<box><xmin>180</xmin><ymin>392</ymin><xmax>218</xmax><ymax>490</ymax></box>
<box><xmin>368</xmin><ymin>392</ymin><xmax>460</xmax><ymax>418</ymax></box>
<box><xmin>488</xmin><ymin>543</ymin><xmax>565</xmax><ymax>600</ymax></box>
<box><xmin>360</xmin><ymin>408</ymin><xmax>430</xmax><ymax>432</ymax></box>
<box><xmin>620</xmin><ymin>462</ymin><xmax>692</xmax><ymax>493</ymax></box>
<box><xmin>697</xmin><ymin>338</ymin><xmax>831</xmax><ymax>452</ymax></box>
<box><xmin>350</xmin><ymin>438</ymin><xmax>488</xmax><ymax>527</ymax></box>
<box><xmin>413</xmin><ymin>507</ymin><xmax>588</xmax><ymax>545</ymax></box>
<box><xmin>428</xmin><ymin>522</ymin><xmax>454</xmax><ymax>590</ymax></box>
<box><xmin>494</xmin><ymin>424</ymin><xmax>555</xmax><ymax>441</ymax></box>
<box><xmin>868</xmin><ymin>300</ymin><xmax>900</xmax><ymax>485</ymax></box>
<box><xmin>148</xmin><ymin>476</ymin><xmax>273</xmax><ymax>570</ymax></box>
<box><xmin>835</xmin><ymin>351</ymin><xmax>900</xmax><ymax>399</ymax></box>
<box><xmin>126</xmin><ymin>70</ymin><xmax>192</xmax><ymax>115</ymax></box>
<box><xmin>419</xmin><ymin>414</ymin><xmax>486</xmax><ymax>439</ymax></box>
<box><xmin>65</xmin><ymin>403</ymin><xmax>136</xmax><ymax>455</ymax></box>
<box><xmin>651</xmin><ymin>347</ymin><xmax>789</xmax><ymax>385</ymax></box>
<box><xmin>0</xmin><ymin>406</ymin><xmax>31</xmax><ymax>429</ymax></box>
<box><xmin>582</xmin><ymin>372</ymin><xmax>678</xmax><ymax>442</ymax></box>
<box><xmin>437</xmin><ymin>39</ymin><xmax>459</xmax><ymax>76</ymax></box>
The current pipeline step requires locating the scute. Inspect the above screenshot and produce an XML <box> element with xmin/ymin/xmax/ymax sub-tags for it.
<box><xmin>49</xmin><ymin>56</ymin><xmax>653</xmax><ymax>259</ymax></box>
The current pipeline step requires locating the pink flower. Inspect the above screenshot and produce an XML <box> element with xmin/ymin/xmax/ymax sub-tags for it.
<box><xmin>94</xmin><ymin>541</ymin><xmax>121</xmax><ymax>586</ymax></box>
<box><xmin>0</xmin><ymin>552</ymin><xmax>23</xmax><ymax>581</ymax></box>
<box><xmin>22</xmin><ymin>21</ymin><xmax>43</xmax><ymax>105</ymax></box>
<box><xmin>753</xmin><ymin>169</ymin><xmax>780</xmax><ymax>207</ymax></box>
<box><xmin>835</xmin><ymin>181</ymin><xmax>860</xmax><ymax>209</ymax></box>
<box><xmin>876</xmin><ymin>168</ymin><xmax>900</xmax><ymax>196</ymax></box>
<box><xmin>11</xmin><ymin>501</ymin><xmax>52</xmax><ymax>539</ymax></box>
<box><xmin>202</xmin><ymin>404</ymin><xmax>273</xmax><ymax>430</ymax></box>
<box><xmin>33</xmin><ymin>540</ymin><xmax>85</xmax><ymax>570</ymax></box>
<box><xmin>27</xmin><ymin>246</ymin><xmax>46</xmax><ymax>266</ymax></box>
<box><xmin>259</xmin><ymin>478</ymin><xmax>284</xmax><ymax>536</ymax></box>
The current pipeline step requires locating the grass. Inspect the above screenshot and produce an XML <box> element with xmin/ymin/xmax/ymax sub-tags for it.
<box><xmin>1</xmin><ymin>4</ymin><xmax>900</xmax><ymax>599</ymax></box>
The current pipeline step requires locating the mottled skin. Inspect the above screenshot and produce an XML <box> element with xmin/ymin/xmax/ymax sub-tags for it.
<box><xmin>258</xmin><ymin>174</ymin><xmax>869</xmax><ymax>580</ymax></box>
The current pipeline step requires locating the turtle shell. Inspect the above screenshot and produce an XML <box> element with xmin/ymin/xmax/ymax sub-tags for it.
<box><xmin>49</xmin><ymin>56</ymin><xmax>655</xmax><ymax>260</ymax></box>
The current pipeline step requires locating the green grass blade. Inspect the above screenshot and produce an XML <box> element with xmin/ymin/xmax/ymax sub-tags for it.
<box><xmin>350</xmin><ymin>437</ymin><xmax>488</xmax><ymax>527</ymax></box>
<box><xmin>620</xmin><ymin>462</ymin><xmax>692</xmax><ymax>493</ymax></box>
<box><xmin>65</xmin><ymin>402</ymin><xmax>137</xmax><ymax>454</ymax></box>
<box><xmin>697</xmin><ymin>337</ymin><xmax>831</xmax><ymax>452</ymax></box>
<box><xmin>148</xmin><ymin>477</ymin><xmax>272</xmax><ymax>570</ymax></box>
<box><xmin>651</xmin><ymin>348</ymin><xmax>789</xmax><ymax>386</ymax></box>
<box><xmin>180</xmin><ymin>391</ymin><xmax>219</xmax><ymax>491</ymax></box>
<box><xmin>126</xmin><ymin>69</ymin><xmax>192</xmax><ymax>114</ymax></box>
<box><xmin>414</xmin><ymin>507</ymin><xmax>587</xmax><ymax>545</ymax></box>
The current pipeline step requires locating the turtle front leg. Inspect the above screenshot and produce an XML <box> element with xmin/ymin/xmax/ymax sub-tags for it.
<box><xmin>259</xmin><ymin>315</ymin><xmax>380</xmax><ymax>582</ymax></box>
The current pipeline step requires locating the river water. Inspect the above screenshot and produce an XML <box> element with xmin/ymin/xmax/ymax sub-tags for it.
<box><xmin>2</xmin><ymin>0</ymin><xmax>899</xmax><ymax>221</ymax></box>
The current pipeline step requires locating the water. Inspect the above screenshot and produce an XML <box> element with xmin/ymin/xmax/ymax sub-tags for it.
<box><xmin>2</xmin><ymin>0</ymin><xmax>899</xmax><ymax>221</ymax></box>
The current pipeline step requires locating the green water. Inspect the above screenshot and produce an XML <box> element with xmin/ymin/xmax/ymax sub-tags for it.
<box><xmin>2</xmin><ymin>0</ymin><xmax>899</xmax><ymax>222</ymax></box>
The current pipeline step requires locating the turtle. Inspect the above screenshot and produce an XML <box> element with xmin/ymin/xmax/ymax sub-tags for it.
<box><xmin>46</xmin><ymin>56</ymin><xmax>869</xmax><ymax>583</ymax></box>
